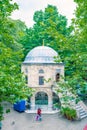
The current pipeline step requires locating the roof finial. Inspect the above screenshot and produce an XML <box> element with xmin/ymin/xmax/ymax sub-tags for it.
<box><xmin>42</xmin><ymin>39</ymin><xmax>44</xmax><ymax>46</ymax></box>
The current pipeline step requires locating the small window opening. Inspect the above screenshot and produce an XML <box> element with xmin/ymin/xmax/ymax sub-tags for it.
<box><xmin>56</xmin><ymin>73</ymin><xmax>60</xmax><ymax>82</ymax></box>
<box><xmin>39</xmin><ymin>76</ymin><xmax>44</xmax><ymax>85</ymax></box>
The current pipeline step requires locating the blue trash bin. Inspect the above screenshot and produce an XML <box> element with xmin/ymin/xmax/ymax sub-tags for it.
<box><xmin>14</xmin><ymin>100</ymin><xmax>26</xmax><ymax>112</ymax></box>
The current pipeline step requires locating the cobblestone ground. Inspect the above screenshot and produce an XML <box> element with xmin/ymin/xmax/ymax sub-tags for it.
<box><xmin>2</xmin><ymin>103</ymin><xmax>87</xmax><ymax>130</ymax></box>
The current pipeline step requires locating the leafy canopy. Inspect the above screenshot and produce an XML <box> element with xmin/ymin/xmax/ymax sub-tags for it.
<box><xmin>0</xmin><ymin>0</ymin><xmax>33</xmax><ymax>121</ymax></box>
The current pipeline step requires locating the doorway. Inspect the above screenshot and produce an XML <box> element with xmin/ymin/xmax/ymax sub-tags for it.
<box><xmin>35</xmin><ymin>91</ymin><xmax>48</xmax><ymax>105</ymax></box>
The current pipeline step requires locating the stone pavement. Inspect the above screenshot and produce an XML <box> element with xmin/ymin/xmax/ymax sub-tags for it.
<box><xmin>2</xmin><ymin>106</ymin><xmax>87</xmax><ymax>130</ymax></box>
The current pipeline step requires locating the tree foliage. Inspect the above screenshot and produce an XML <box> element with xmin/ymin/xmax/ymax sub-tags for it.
<box><xmin>0</xmin><ymin>0</ymin><xmax>33</xmax><ymax>121</ymax></box>
<box><xmin>20</xmin><ymin>5</ymin><xmax>71</xmax><ymax>57</ymax></box>
<box><xmin>67</xmin><ymin>0</ymin><xmax>87</xmax><ymax>84</ymax></box>
<box><xmin>57</xmin><ymin>0</ymin><xmax>87</xmax><ymax>99</ymax></box>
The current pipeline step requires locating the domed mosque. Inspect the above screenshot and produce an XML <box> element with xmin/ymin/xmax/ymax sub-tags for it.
<box><xmin>21</xmin><ymin>45</ymin><xmax>64</xmax><ymax>111</ymax></box>
<box><xmin>24</xmin><ymin>46</ymin><xmax>58</xmax><ymax>63</ymax></box>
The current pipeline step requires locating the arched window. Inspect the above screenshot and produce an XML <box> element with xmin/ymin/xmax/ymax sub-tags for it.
<box><xmin>39</xmin><ymin>69</ymin><xmax>44</xmax><ymax>73</ymax></box>
<box><xmin>35</xmin><ymin>92</ymin><xmax>48</xmax><ymax>105</ymax></box>
<box><xmin>56</xmin><ymin>73</ymin><xmax>60</xmax><ymax>82</ymax></box>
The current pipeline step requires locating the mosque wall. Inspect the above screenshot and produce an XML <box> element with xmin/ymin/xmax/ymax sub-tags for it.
<box><xmin>22</xmin><ymin>63</ymin><xmax>64</xmax><ymax>88</ymax></box>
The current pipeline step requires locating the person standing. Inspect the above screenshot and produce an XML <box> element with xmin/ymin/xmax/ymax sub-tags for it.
<box><xmin>36</xmin><ymin>108</ymin><xmax>42</xmax><ymax>121</ymax></box>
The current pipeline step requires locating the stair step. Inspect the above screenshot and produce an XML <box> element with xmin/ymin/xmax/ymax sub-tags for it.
<box><xmin>79</xmin><ymin>110</ymin><xmax>86</xmax><ymax>113</ymax></box>
<box><xmin>76</xmin><ymin>104</ymin><xmax>82</xmax><ymax>107</ymax></box>
<box><xmin>80</xmin><ymin>112</ymin><xmax>86</xmax><ymax>116</ymax></box>
<box><xmin>80</xmin><ymin>114</ymin><xmax>87</xmax><ymax>119</ymax></box>
<box><xmin>76</xmin><ymin>106</ymin><xmax>82</xmax><ymax>109</ymax></box>
<box><xmin>79</xmin><ymin>113</ymin><xmax>86</xmax><ymax>116</ymax></box>
<box><xmin>76</xmin><ymin>108</ymin><xmax>83</xmax><ymax>111</ymax></box>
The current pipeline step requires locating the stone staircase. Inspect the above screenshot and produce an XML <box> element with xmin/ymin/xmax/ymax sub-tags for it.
<box><xmin>75</xmin><ymin>101</ymin><xmax>87</xmax><ymax>120</ymax></box>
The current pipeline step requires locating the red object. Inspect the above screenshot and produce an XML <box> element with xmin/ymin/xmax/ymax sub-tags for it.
<box><xmin>83</xmin><ymin>125</ymin><xmax>87</xmax><ymax>130</ymax></box>
<box><xmin>37</xmin><ymin>108</ymin><xmax>41</xmax><ymax>115</ymax></box>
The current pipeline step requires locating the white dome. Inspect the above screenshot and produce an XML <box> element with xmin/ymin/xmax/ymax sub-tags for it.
<box><xmin>23</xmin><ymin>46</ymin><xmax>58</xmax><ymax>63</ymax></box>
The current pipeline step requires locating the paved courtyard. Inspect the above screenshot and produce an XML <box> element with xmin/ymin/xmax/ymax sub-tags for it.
<box><xmin>2</xmin><ymin>103</ymin><xmax>87</xmax><ymax>130</ymax></box>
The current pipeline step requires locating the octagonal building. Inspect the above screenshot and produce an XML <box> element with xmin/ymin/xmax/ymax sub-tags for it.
<box><xmin>21</xmin><ymin>46</ymin><xmax>64</xmax><ymax>110</ymax></box>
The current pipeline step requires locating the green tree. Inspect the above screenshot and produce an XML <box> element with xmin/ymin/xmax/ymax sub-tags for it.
<box><xmin>21</xmin><ymin>5</ymin><xmax>71</xmax><ymax>57</ymax></box>
<box><xmin>71</xmin><ymin>0</ymin><xmax>87</xmax><ymax>96</ymax></box>
<box><xmin>69</xmin><ymin>0</ymin><xmax>87</xmax><ymax>84</ymax></box>
<box><xmin>57</xmin><ymin>0</ymin><xmax>87</xmax><ymax>100</ymax></box>
<box><xmin>5</xmin><ymin>18</ymin><xmax>27</xmax><ymax>49</ymax></box>
<box><xmin>0</xmin><ymin>0</ymin><xmax>33</xmax><ymax>120</ymax></box>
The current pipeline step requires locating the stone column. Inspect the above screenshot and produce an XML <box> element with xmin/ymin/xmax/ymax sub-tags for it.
<box><xmin>48</xmin><ymin>93</ymin><xmax>53</xmax><ymax>111</ymax></box>
<box><xmin>31</xmin><ymin>95</ymin><xmax>35</xmax><ymax>110</ymax></box>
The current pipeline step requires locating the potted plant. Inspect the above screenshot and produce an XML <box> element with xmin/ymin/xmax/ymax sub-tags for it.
<box><xmin>60</xmin><ymin>107</ymin><xmax>77</xmax><ymax>120</ymax></box>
